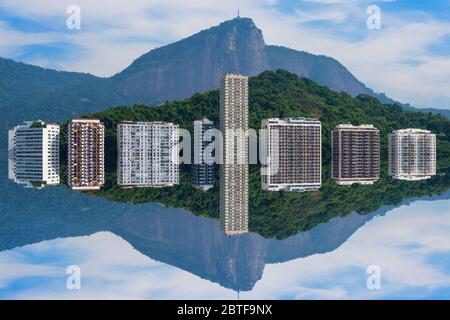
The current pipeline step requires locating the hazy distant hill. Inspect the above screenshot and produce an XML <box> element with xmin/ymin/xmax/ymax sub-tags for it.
<box><xmin>0</xmin><ymin>58</ymin><xmax>126</xmax><ymax>142</ymax></box>
<box><xmin>0</xmin><ymin>57</ymin><xmax>98</xmax><ymax>107</ymax></box>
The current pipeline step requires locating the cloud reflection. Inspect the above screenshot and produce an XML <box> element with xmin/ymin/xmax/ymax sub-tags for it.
<box><xmin>1</xmin><ymin>198</ymin><xmax>450</xmax><ymax>299</ymax></box>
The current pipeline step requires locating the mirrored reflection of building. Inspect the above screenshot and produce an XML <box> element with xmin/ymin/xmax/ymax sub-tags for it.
<box><xmin>388</xmin><ymin>129</ymin><xmax>436</xmax><ymax>181</ymax></box>
<box><xmin>8</xmin><ymin>120</ymin><xmax>60</xmax><ymax>188</ymax></box>
<box><xmin>261</xmin><ymin>118</ymin><xmax>322</xmax><ymax>192</ymax></box>
<box><xmin>117</xmin><ymin>121</ymin><xmax>179</xmax><ymax>188</ymax></box>
<box><xmin>332</xmin><ymin>124</ymin><xmax>380</xmax><ymax>185</ymax></box>
<box><xmin>192</xmin><ymin>118</ymin><xmax>214</xmax><ymax>191</ymax></box>
<box><xmin>220</xmin><ymin>74</ymin><xmax>249</xmax><ymax>236</ymax></box>
<box><xmin>68</xmin><ymin>119</ymin><xmax>105</xmax><ymax>191</ymax></box>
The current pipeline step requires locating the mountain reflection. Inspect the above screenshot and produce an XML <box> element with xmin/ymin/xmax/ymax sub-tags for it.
<box><xmin>2</xmin><ymin>157</ymin><xmax>449</xmax><ymax>291</ymax></box>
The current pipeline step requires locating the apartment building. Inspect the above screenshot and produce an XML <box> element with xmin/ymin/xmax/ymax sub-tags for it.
<box><xmin>68</xmin><ymin>119</ymin><xmax>105</xmax><ymax>190</ymax></box>
<box><xmin>8</xmin><ymin>120</ymin><xmax>60</xmax><ymax>188</ymax></box>
<box><xmin>220</xmin><ymin>74</ymin><xmax>249</xmax><ymax>236</ymax></box>
<box><xmin>261</xmin><ymin>117</ymin><xmax>322</xmax><ymax>192</ymax></box>
<box><xmin>388</xmin><ymin>129</ymin><xmax>436</xmax><ymax>181</ymax></box>
<box><xmin>331</xmin><ymin>124</ymin><xmax>380</xmax><ymax>185</ymax></box>
<box><xmin>117</xmin><ymin>121</ymin><xmax>179</xmax><ymax>188</ymax></box>
<box><xmin>192</xmin><ymin>118</ymin><xmax>214</xmax><ymax>191</ymax></box>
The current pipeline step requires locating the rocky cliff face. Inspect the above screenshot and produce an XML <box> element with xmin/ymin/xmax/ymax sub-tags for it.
<box><xmin>114</xmin><ymin>18</ymin><xmax>269</xmax><ymax>103</ymax></box>
<box><xmin>113</xmin><ymin>17</ymin><xmax>378</xmax><ymax>104</ymax></box>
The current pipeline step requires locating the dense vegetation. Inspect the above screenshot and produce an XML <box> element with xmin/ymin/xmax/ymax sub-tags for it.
<box><xmin>66</xmin><ymin>70</ymin><xmax>450</xmax><ymax>239</ymax></box>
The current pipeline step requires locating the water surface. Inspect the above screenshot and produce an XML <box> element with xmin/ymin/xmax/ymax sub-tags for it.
<box><xmin>1</xmin><ymin>156</ymin><xmax>450</xmax><ymax>299</ymax></box>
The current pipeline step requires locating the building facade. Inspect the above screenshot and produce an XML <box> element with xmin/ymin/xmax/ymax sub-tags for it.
<box><xmin>261</xmin><ymin>118</ymin><xmax>322</xmax><ymax>192</ymax></box>
<box><xmin>8</xmin><ymin>120</ymin><xmax>60</xmax><ymax>188</ymax></box>
<box><xmin>118</xmin><ymin>121</ymin><xmax>179</xmax><ymax>188</ymax></box>
<box><xmin>192</xmin><ymin>118</ymin><xmax>214</xmax><ymax>191</ymax></box>
<box><xmin>220</xmin><ymin>74</ymin><xmax>249</xmax><ymax>236</ymax></box>
<box><xmin>68</xmin><ymin>119</ymin><xmax>105</xmax><ymax>190</ymax></box>
<box><xmin>331</xmin><ymin>124</ymin><xmax>380</xmax><ymax>185</ymax></box>
<box><xmin>388</xmin><ymin>129</ymin><xmax>436</xmax><ymax>181</ymax></box>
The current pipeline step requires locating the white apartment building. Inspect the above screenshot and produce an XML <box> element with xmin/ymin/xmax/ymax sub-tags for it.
<box><xmin>8</xmin><ymin>120</ymin><xmax>60</xmax><ymax>188</ymax></box>
<box><xmin>117</xmin><ymin>122</ymin><xmax>179</xmax><ymax>188</ymax></box>
<box><xmin>261</xmin><ymin>118</ymin><xmax>322</xmax><ymax>192</ymax></box>
<box><xmin>388</xmin><ymin>129</ymin><xmax>436</xmax><ymax>181</ymax></box>
<box><xmin>220</xmin><ymin>74</ymin><xmax>249</xmax><ymax>236</ymax></box>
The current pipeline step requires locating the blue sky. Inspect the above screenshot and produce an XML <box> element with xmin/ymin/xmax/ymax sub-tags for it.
<box><xmin>0</xmin><ymin>0</ymin><xmax>449</xmax><ymax>109</ymax></box>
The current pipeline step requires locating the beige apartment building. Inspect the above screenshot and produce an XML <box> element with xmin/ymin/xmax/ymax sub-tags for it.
<box><xmin>220</xmin><ymin>74</ymin><xmax>249</xmax><ymax>236</ymax></box>
<box><xmin>332</xmin><ymin>124</ymin><xmax>380</xmax><ymax>185</ymax></box>
<box><xmin>68</xmin><ymin>119</ymin><xmax>105</xmax><ymax>190</ymax></box>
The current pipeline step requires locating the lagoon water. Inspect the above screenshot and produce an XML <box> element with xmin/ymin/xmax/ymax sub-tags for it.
<box><xmin>1</xmin><ymin>155</ymin><xmax>450</xmax><ymax>300</ymax></box>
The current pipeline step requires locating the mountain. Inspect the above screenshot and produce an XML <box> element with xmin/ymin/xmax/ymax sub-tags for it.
<box><xmin>113</xmin><ymin>18</ymin><xmax>270</xmax><ymax>102</ymax></box>
<box><xmin>111</xmin><ymin>17</ymin><xmax>386</xmax><ymax>103</ymax></box>
<box><xmin>0</xmin><ymin>17</ymin><xmax>448</xmax><ymax>147</ymax></box>
<box><xmin>266</xmin><ymin>45</ymin><xmax>371</xmax><ymax>97</ymax></box>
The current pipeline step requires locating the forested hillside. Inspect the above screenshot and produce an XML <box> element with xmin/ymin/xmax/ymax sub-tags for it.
<box><xmin>63</xmin><ymin>70</ymin><xmax>450</xmax><ymax>239</ymax></box>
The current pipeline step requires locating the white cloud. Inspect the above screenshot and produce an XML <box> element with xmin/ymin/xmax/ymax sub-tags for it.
<box><xmin>0</xmin><ymin>21</ymin><xmax>59</xmax><ymax>57</ymax></box>
<box><xmin>243</xmin><ymin>198</ymin><xmax>450</xmax><ymax>300</ymax></box>
<box><xmin>295</xmin><ymin>8</ymin><xmax>348</xmax><ymax>24</ymax></box>
<box><xmin>334</xmin><ymin>19</ymin><xmax>450</xmax><ymax>108</ymax></box>
<box><xmin>0</xmin><ymin>232</ymin><xmax>238</xmax><ymax>299</ymax></box>
<box><xmin>301</xmin><ymin>0</ymin><xmax>355</xmax><ymax>4</ymax></box>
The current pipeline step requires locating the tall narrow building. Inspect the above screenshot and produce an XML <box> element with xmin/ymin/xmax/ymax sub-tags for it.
<box><xmin>8</xmin><ymin>120</ymin><xmax>60</xmax><ymax>188</ymax></box>
<box><xmin>331</xmin><ymin>124</ymin><xmax>380</xmax><ymax>185</ymax></box>
<box><xmin>117</xmin><ymin>121</ymin><xmax>179</xmax><ymax>188</ymax></box>
<box><xmin>220</xmin><ymin>74</ymin><xmax>249</xmax><ymax>236</ymax></box>
<box><xmin>261</xmin><ymin>118</ymin><xmax>322</xmax><ymax>192</ymax></box>
<box><xmin>68</xmin><ymin>119</ymin><xmax>105</xmax><ymax>190</ymax></box>
<box><xmin>192</xmin><ymin>118</ymin><xmax>214</xmax><ymax>191</ymax></box>
<box><xmin>388</xmin><ymin>129</ymin><xmax>436</xmax><ymax>181</ymax></box>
